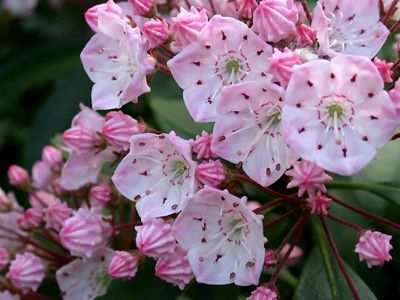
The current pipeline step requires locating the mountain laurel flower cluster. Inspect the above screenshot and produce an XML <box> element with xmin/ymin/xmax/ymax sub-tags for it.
<box><xmin>1</xmin><ymin>0</ymin><xmax>400</xmax><ymax>299</ymax></box>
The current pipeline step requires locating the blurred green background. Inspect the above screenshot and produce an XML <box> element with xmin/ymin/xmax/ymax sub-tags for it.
<box><xmin>0</xmin><ymin>1</ymin><xmax>400</xmax><ymax>299</ymax></box>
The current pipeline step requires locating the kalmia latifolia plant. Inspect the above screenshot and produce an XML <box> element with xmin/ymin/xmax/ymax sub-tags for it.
<box><xmin>1</xmin><ymin>0</ymin><xmax>400</xmax><ymax>299</ymax></box>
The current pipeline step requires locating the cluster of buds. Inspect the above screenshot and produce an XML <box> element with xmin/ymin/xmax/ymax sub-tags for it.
<box><xmin>1</xmin><ymin>0</ymin><xmax>400</xmax><ymax>299</ymax></box>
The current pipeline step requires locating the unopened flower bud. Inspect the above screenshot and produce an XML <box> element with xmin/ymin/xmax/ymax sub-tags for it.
<box><xmin>108</xmin><ymin>251</ymin><xmax>141</xmax><ymax>279</ymax></box>
<box><xmin>7</xmin><ymin>165</ymin><xmax>29</xmax><ymax>188</ymax></box>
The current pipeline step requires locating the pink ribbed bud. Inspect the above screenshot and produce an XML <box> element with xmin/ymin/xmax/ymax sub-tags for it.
<box><xmin>85</xmin><ymin>0</ymin><xmax>122</xmax><ymax>32</ymax></box>
<box><xmin>252</xmin><ymin>0</ymin><xmax>298</xmax><ymax>42</ymax></box>
<box><xmin>63</xmin><ymin>126</ymin><xmax>102</xmax><ymax>155</ymax></box>
<box><xmin>279</xmin><ymin>244</ymin><xmax>303</xmax><ymax>266</ymax></box>
<box><xmin>155</xmin><ymin>246</ymin><xmax>193</xmax><ymax>290</ymax></box>
<box><xmin>195</xmin><ymin>160</ymin><xmax>225</xmax><ymax>187</ymax></box>
<box><xmin>60</xmin><ymin>208</ymin><xmax>111</xmax><ymax>258</ymax></box>
<box><xmin>24</xmin><ymin>208</ymin><xmax>43</xmax><ymax>228</ymax></box>
<box><xmin>0</xmin><ymin>247</ymin><xmax>10</xmax><ymax>270</ymax></box>
<box><xmin>7</xmin><ymin>253</ymin><xmax>45</xmax><ymax>294</ymax></box>
<box><xmin>103</xmin><ymin>111</ymin><xmax>142</xmax><ymax>152</ymax></box>
<box><xmin>7</xmin><ymin>165</ymin><xmax>29</xmax><ymax>188</ymax></box>
<box><xmin>247</xmin><ymin>286</ymin><xmax>278</xmax><ymax>300</ymax></box>
<box><xmin>17</xmin><ymin>215</ymin><xmax>30</xmax><ymax>231</ymax></box>
<box><xmin>389</xmin><ymin>81</ymin><xmax>400</xmax><ymax>115</ymax></box>
<box><xmin>264</xmin><ymin>250</ymin><xmax>277</xmax><ymax>268</ymax></box>
<box><xmin>90</xmin><ymin>184</ymin><xmax>113</xmax><ymax>205</ymax></box>
<box><xmin>307</xmin><ymin>194</ymin><xmax>331</xmax><ymax>215</ymax></box>
<box><xmin>135</xmin><ymin>218</ymin><xmax>176</xmax><ymax>258</ymax></box>
<box><xmin>296</xmin><ymin>24</ymin><xmax>316</xmax><ymax>47</ymax></box>
<box><xmin>373</xmin><ymin>57</ymin><xmax>394</xmax><ymax>83</ymax></box>
<box><xmin>29</xmin><ymin>191</ymin><xmax>56</xmax><ymax>210</ymax></box>
<box><xmin>193</xmin><ymin>131</ymin><xmax>215</xmax><ymax>159</ymax></box>
<box><xmin>271</xmin><ymin>47</ymin><xmax>302</xmax><ymax>87</ymax></box>
<box><xmin>31</xmin><ymin>161</ymin><xmax>53</xmax><ymax>190</ymax></box>
<box><xmin>355</xmin><ymin>230</ymin><xmax>393</xmax><ymax>268</ymax></box>
<box><xmin>171</xmin><ymin>7</ymin><xmax>208</xmax><ymax>51</ymax></box>
<box><xmin>0</xmin><ymin>188</ymin><xmax>12</xmax><ymax>212</ymax></box>
<box><xmin>236</xmin><ymin>0</ymin><xmax>258</xmax><ymax>18</ymax></box>
<box><xmin>108</xmin><ymin>251</ymin><xmax>141</xmax><ymax>279</ymax></box>
<box><xmin>44</xmin><ymin>201</ymin><xmax>73</xmax><ymax>231</ymax></box>
<box><xmin>42</xmin><ymin>145</ymin><xmax>63</xmax><ymax>170</ymax></box>
<box><xmin>129</xmin><ymin>0</ymin><xmax>155</xmax><ymax>16</ymax></box>
<box><xmin>142</xmin><ymin>19</ymin><xmax>169</xmax><ymax>49</ymax></box>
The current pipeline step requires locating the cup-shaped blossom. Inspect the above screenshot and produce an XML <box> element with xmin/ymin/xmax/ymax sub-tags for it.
<box><xmin>192</xmin><ymin>131</ymin><xmax>215</xmax><ymax>159</ymax></box>
<box><xmin>247</xmin><ymin>286</ymin><xmax>278</xmax><ymax>300</ymax></box>
<box><xmin>212</xmin><ymin>79</ymin><xmax>298</xmax><ymax>187</ymax></box>
<box><xmin>307</xmin><ymin>193</ymin><xmax>331</xmax><ymax>215</ymax></box>
<box><xmin>7</xmin><ymin>165</ymin><xmax>29</xmax><ymax>188</ymax></box>
<box><xmin>142</xmin><ymin>19</ymin><xmax>169</xmax><ymax>49</ymax></box>
<box><xmin>355</xmin><ymin>230</ymin><xmax>393</xmax><ymax>268</ymax></box>
<box><xmin>311</xmin><ymin>0</ymin><xmax>389</xmax><ymax>58</ymax></box>
<box><xmin>24</xmin><ymin>208</ymin><xmax>43</xmax><ymax>228</ymax></box>
<box><xmin>286</xmin><ymin>160</ymin><xmax>332</xmax><ymax>197</ymax></box>
<box><xmin>112</xmin><ymin>132</ymin><xmax>198</xmax><ymax>221</ymax></box>
<box><xmin>0</xmin><ymin>188</ymin><xmax>12</xmax><ymax>212</ymax></box>
<box><xmin>173</xmin><ymin>186</ymin><xmax>265</xmax><ymax>286</ymax></box>
<box><xmin>103</xmin><ymin>111</ymin><xmax>142</xmax><ymax>152</ymax></box>
<box><xmin>170</xmin><ymin>7</ymin><xmax>208</xmax><ymax>51</ymax></box>
<box><xmin>85</xmin><ymin>0</ymin><xmax>123</xmax><ymax>32</ymax></box>
<box><xmin>129</xmin><ymin>0</ymin><xmax>154</xmax><ymax>16</ymax></box>
<box><xmin>7</xmin><ymin>253</ymin><xmax>45</xmax><ymax>294</ymax></box>
<box><xmin>236</xmin><ymin>0</ymin><xmax>258</xmax><ymax>19</ymax></box>
<box><xmin>270</xmin><ymin>48</ymin><xmax>302</xmax><ymax>88</ymax></box>
<box><xmin>155</xmin><ymin>246</ymin><xmax>193</xmax><ymax>290</ymax></box>
<box><xmin>108</xmin><ymin>251</ymin><xmax>140</xmax><ymax>279</ymax></box>
<box><xmin>44</xmin><ymin>200</ymin><xmax>73</xmax><ymax>231</ymax></box>
<box><xmin>135</xmin><ymin>218</ymin><xmax>176</xmax><ymax>258</ymax></box>
<box><xmin>60</xmin><ymin>208</ymin><xmax>111</xmax><ymax>258</ymax></box>
<box><xmin>90</xmin><ymin>184</ymin><xmax>113</xmax><ymax>205</ymax></box>
<box><xmin>81</xmin><ymin>12</ymin><xmax>155</xmax><ymax>110</ymax></box>
<box><xmin>0</xmin><ymin>247</ymin><xmax>10</xmax><ymax>270</ymax></box>
<box><xmin>373</xmin><ymin>57</ymin><xmax>393</xmax><ymax>83</ymax></box>
<box><xmin>195</xmin><ymin>160</ymin><xmax>225</xmax><ymax>187</ymax></box>
<box><xmin>168</xmin><ymin>15</ymin><xmax>272</xmax><ymax>122</ymax></box>
<box><xmin>252</xmin><ymin>0</ymin><xmax>298</xmax><ymax>42</ymax></box>
<box><xmin>282</xmin><ymin>55</ymin><xmax>398</xmax><ymax>176</ymax></box>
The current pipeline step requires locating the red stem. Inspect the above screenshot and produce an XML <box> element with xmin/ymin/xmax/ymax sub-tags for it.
<box><xmin>300</xmin><ymin>0</ymin><xmax>313</xmax><ymax>24</ymax></box>
<box><xmin>326</xmin><ymin>214</ymin><xmax>362</xmax><ymax>232</ymax></box>
<box><xmin>275</xmin><ymin>212</ymin><xmax>308</xmax><ymax>254</ymax></box>
<box><xmin>390</xmin><ymin>19</ymin><xmax>400</xmax><ymax>34</ymax></box>
<box><xmin>208</xmin><ymin>0</ymin><xmax>217</xmax><ymax>15</ymax></box>
<box><xmin>263</xmin><ymin>207</ymin><xmax>302</xmax><ymax>229</ymax></box>
<box><xmin>382</xmin><ymin>0</ymin><xmax>399</xmax><ymax>24</ymax></box>
<box><xmin>156</xmin><ymin>63</ymin><xmax>172</xmax><ymax>75</ymax></box>
<box><xmin>320</xmin><ymin>217</ymin><xmax>361</xmax><ymax>300</ymax></box>
<box><xmin>114</xmin><ymin>221</ymin><xmax>141</xmax><ymax>232</ymax></box>
<box><xmin>253</xmin><ymin>198</ymin><xmax>287</xmax><ymax>214</ymax></box>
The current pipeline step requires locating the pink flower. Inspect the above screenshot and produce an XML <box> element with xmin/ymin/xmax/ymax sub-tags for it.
<box><xmin>142</xmin><ymin>19</ymin><xmax>169</xmax><ymax>49</ymax></box>
<box><xmin>81</xmin><ymin>13</ymin><xmax>155</xmax><ymax>110</ymax></box>
<box><xmin>56</xmin><ymin>249</ymin><xmax>115</xmax><ymax>300</ymax></box>
<box><xmin>63</xmin><ymin>126</ymin><xmax>103</xmax><ymax>156</ymax></box>
<box><xmin>307</xmin><ymin>193</ymin><xmax>331</xmax><ymax>215</ymax></box>
<box><xmin>31</xmin><ymin>161</ymin><xmax>53</xmax><ymax>190</ymax></box>
<box><xmin>29</xmin><ymin>191</ymin><xmax>56</xmax><ymax>210</ymax></box>
<box><xmin>171</xmin><ymin>7</ymin><xmax>208</xmax><ymax>51</ymax></box>
<box><xmin>212</xmin><ymin>80</ymin><xmax>297</xmax><ymax>187</ymax></box>
<box><xmin>173</xmin><ymin>186</ymin><xmax>265</xmax><ymax>286</ymax></box>
<box><xmin>296</xmin><ymin>24</ymin><xmax>317</xmax><ymax>47</ymax></box>
<box><xmin>264</xmin><ymin>250</ymin><xmax>277</xmax><ymax>268</ymax></box>
<box><xmin>270</xmin><ymin>48</ymin><xmax>302</xmax><ymax>88</ymax></box>
<box><xmin>155</xmin><ymin>245</ymin><xmax>193</xmax><ymax>290</ymax></box>
<box><xmin>0</xmin><ymin>188</ymin><xmax>12</xmax><ymax>212</ymax></box>
<box><xmin>0</xmin><ymin>247</ymin><xmax>10</xmax><ymax>270</ymax></box>
<box><xmin>44</xmin><ymin>200</ymin><xmax>73</xmax><ymax>231</ymax></box>
<box><xmin>129</xmin><ymin>0</ymin><xmax>154</xmax><ymax>16</ymax></box>
<box><xmin>85</xmin><ymin>0</ymin><xmax>123</xmax><ymax>32</ymax></box>
<box><xmin>7</xmin><ymin>165</ymin><xmax>29</xmax><ymax>188</ymax></box>
<box><xmin>168</xmin><ymin>15</ymin><xmax>272</xmax><ymax>122</ymax></box>
<box><xmin>0</xmin><ymin>291</ymin><xmax>19</xmax><ymax>300</ymax></box>
<box><xmin>286</xmin><ymin>160</ymin><xmax>332</xmax><ymax>197</ymax></box>
<box><xmin>7</xmin><ymin>253</ymin><xmax>45</xmax><ymax>294</ymax></box>
<box><xmin>389</xmin><ymin>81</ymin><xmax>400</xmax><ymax>115</ymax></box>
<box><xmin>355</xmin><ymin>230</ymin><xmax>393</xmax><ymax>268</ymax></box>
<box><xmin>192</xmin><ymin>131</ymin><xmax>215</xmax><ymax>159</ymax></box>
<box><xmin>24</xmin><ymin>208</ymin><xmax>43</xmax><ymax>228</ymax></box>
<box><xmin>373</xmin><ymin>57</ymin><xmax>393</xmax><ymax>83</ymax></box>
<box><xmin>103</xmin><ymin>111</ymin><xmax>142</xmax><ymax>152</ymax></box>
<box><xmin>60</xmin><ymin>208</ymin><xmax>111</xmax><ymax>258</ymax></box>
<box><xmin>108</xmin><ymin>251</ymin><xmax>140</xmax><ymax>279</ymax></box>
<box><xmin>252</xmin><ymin>0</ymin><xmax>298</xmax><ymax>42</ymax></box>
<box><xmin>42</xmin><ymin>145</ymin><xmax>63</xmax><ymax>170</ymax></box>
<box><xmin>112</xmin><ymin>132</ymin><xmax>197</xmax><ymax>221</ymax></box>
<box><xmin>236</xmin><ymin>0</ymin><xmax>258</xmax><ymax>19</ymax></box>
<box><xmin>135</xmin><ymin>218</ymin><xmax>176</xmax><ymax>258</ymax></box>
<box><xmin>247</xmin><ymin>286</ymin><xmax>278</xmax><ymax>300</ymax></box>
<box><xmin>282</xmin><ymin>55</ymin><xmax>398</xmax><ymax>176</ymax></box>
<box><xmin>195</xmin><ymin>160</ymin><xmax>225</xmax><ymax>187</ymax></box>
<box><xmin>311</xmin><ymin>1</ymin><xmax>389</xmax><ymax>58</ymax></box>
<box><xmin>90</xmin><ymin>184</ymin><xmax>113</xmax><ymax>205</ymax></box>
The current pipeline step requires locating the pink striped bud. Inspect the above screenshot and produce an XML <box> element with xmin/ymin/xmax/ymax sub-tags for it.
<box><xmin>108</xmin><ymin>251</ymin><xmax>140</xmax><ymax>279</ymax></box>
<box><xmin>236</xmin><ymin>0</ymin><xmax>258</xmax><ymax>18</ymax></box>
<box><xmin>195</xmin><ymin>160</ymin><xmax>225</xmax><ymax>187</ymax></box>
<box><xmin>90</xmin><ymin>184</ymin><xmax>113</xmax><ymax>205</ymax></box>
<box><xmin>0</xmin><ymin>247</ymin><xmax>10</xmax><ymax>270</ymax></box>
<box><xmin>42</xmin><ymin>145</ymin><xmax>63</xmax><ymax>170</ymax></box>
<box><xmin>63</xmin><ymin>126</ymin><xmax>102</xmax><ymax>155</ymax></box>
<box><xmin>142</xmin><ymin>19</ymin><xmax>169</xmax><ymax>48</ymax></box>
<box><xmin>7</xmin><ymin>165</ymin><xmax>29</xmax><ymax>188</ymax></box>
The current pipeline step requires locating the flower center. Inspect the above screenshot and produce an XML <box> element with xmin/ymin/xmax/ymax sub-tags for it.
<box><xmin>174</xmin><ymin>160</ymin><xmax>187</xmax><ymax>177</ymax></box>
<box><xmin>328</xmin><ymin>103</ymin><xmax>344</xmax><ymax>118</ymax></box>
<box><xmin>225</xmin><ymin>58</ymin><xmax>242</xmax><ymax>74</ymax></box>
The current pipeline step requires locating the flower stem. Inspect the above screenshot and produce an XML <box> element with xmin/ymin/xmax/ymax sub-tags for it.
<box><xmin>382</xmin><ymin>0</ymin><xmax>399</xmax><ymax>24</ymax></box>
<box><xmin>326</xmin><ymin>214</ymin><xmax>362</xmax><ymax>232</ymax></box>
<box><xmin>300</xmin><ymin>0</ymin><xmax>313</xmax><ymax>24</ymax></box>
<box><xmin>253</xmin><ymin>198</ymin><xmax>287</xmax><ymax>214</ymax></box>
<box><xmin>263</xmin><ymin>207</ymin><xmax>302</xmax><ymax>229</ymax></box>
<box><xmin>114</xmin><ymin>221</ymin><xmax>142</xmax><ymax>232</ymax></box>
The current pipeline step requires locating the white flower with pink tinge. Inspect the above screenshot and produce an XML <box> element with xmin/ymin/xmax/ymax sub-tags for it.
<box><xmin>247</xmin><ymin>286</ymin><xmax>278</xmax><ymax>300</ymax></box>
<box><xmin>212</xmin><ymin>80</ymin><xmax>298</xmax><ymax>187</ymax></box>
<box><xmin>113</xmin><ymin>132</ymin><xmax>197</xmax><ymax>221</ymax></box>
<box><xmin>311</xmin><ymin>0</ymin><xmax>389</xmax><ymax>58</ymax></box>
<box><xmin>84</xmin><ymin>0</ymin><xmax>123</xmax><ymax>32</ymax></box>
<box><xmin>282</xmin><ymin>55</ymin><xmax>398</xmax><ymax>176</ymax></box>
<box><xmin>56</xmin><ymin>248</ymin><xmax>114</xmax><ymax>300</ymax></box>
<box><xmin>355</xmin><ymin>230</ymin><xmax>393</xmax><ymax>268</ymax></box>
<box><xmin>168</xmin><ymin>15</ymin><xmax>272</xmax><ymax>122</ymax></box>
<box><xmin>286</xmin><ymin>160</ymin><xmax>332</xmax><ymax>197</ymax></box>
<box><xmin>173</xmin><ymin>186</ymin><xmax>265</xmax><ymax>286</ymax></box>
<box><xmin>81</xmin><ymin>12</ymin><xmax>155</xmax><ymax>110</ymax></box>
<box><xmin>7</xmin><ymin>253</ymin><xmax>45</xmax><ymax>294</ymax></box>
<box><xmin>155</xmin><ymin>245</ymin><xmax>193</xmax><ymax>290</ymax></box>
